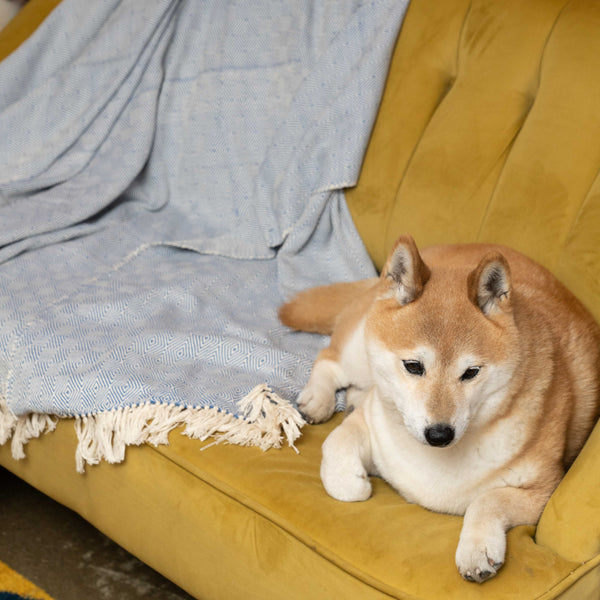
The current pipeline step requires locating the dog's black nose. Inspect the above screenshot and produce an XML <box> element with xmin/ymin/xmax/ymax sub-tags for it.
<box><xmin>424</xmin><ymin>424</ymin><xmax>455</xmax><ymax>447</ymax></box>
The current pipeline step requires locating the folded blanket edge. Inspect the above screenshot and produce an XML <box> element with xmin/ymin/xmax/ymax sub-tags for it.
<box><xmin>0</xmin><ymin>385</ymin><xmax>306</xmax><ymax>473</ymax></box>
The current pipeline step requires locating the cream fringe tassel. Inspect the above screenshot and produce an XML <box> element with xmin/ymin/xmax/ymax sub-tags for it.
<box><xmin>0</xmin><ymin>385</ymin><xmax>305</xmax><ymax>473</ymax></box>
<box><xmin>0</xmin><ymin>396</ymin><xmax>57</xmax><ymax>461</ymax></box>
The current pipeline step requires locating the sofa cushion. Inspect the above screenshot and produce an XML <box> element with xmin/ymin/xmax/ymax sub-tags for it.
<box><xmin>1</xmin><ymin>415</ymin><xmax>596</xmax><ymax>600</ymax></box>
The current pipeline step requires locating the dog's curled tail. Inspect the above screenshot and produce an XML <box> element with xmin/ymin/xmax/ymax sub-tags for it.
<box><xmin>278</xmin><ymin>279</ymin><xmax>376</xmax><ymax>335</ymax></box>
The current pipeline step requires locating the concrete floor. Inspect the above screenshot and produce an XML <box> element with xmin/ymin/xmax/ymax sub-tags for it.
<box><xmin>0</xmin><ymin>467</ymin><xmax>196</xmax><ymax>600</ymax></box>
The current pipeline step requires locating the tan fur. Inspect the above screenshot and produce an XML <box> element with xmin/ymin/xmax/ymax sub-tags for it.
<box><xmin>280</xmin><ymin>235</ymin><xmax>600</xmax><ymax>583</ymax></box>
<box><xmin>279</xmin><ymin>279</ymin><xmax>376</xmax><ymax>335</ymax></box>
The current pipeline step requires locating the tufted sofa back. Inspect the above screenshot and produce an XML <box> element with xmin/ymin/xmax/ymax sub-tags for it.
<box><xmin>346</xmin><ymin>0</ymin><xmax>600</xmax><ymax>323</ymax></box>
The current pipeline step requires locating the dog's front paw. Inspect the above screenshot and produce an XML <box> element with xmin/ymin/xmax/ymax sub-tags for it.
<box><xmin>320</xmin><ymin>423</ymin><xmax>372</xmax><ymax>502</ymax></box>
<box><xmin>297</xmin><ymin>385</ymin><xmax>335</xmax><ymax>424</ymax></box>
<box><xmin>455</xmin><ymin>523</ymin><xmax>506</xmax><ymax>583</ymax></box>
<box><xmin>322</xmin><ymin>468</ymin><xmax>372</xmax><ymax>502</ymax></box>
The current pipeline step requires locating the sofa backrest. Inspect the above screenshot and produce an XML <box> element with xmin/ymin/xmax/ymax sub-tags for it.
<box><xmin>346</xmin><ymin>0</ymin><xmax>600</xmax><ymax>323</ymax></box>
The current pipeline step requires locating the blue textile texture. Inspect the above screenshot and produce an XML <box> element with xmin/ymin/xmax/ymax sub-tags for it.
<box><xmin>0</xmin><ymin>0</ymin><xmax>409</xmax><ymax>456</ymax></box>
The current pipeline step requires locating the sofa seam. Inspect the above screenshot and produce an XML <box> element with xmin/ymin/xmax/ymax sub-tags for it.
<box><xmin>534</xmin><ymin>553</ymin><xmax>600</xmax><ymax>600</ymax></box>
<box><xmin>382</xmin><ymin>0</ymin><xmax>470</xmax><ymax>255</ymax></box>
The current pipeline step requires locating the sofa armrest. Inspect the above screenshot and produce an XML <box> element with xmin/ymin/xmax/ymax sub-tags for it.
<box><xmin>536</xmin><ymin>420</ymin><xmax>600</xmax><ymax>563</ymax></box>
<box><xmin>0</xmin><ymin>0</ymin><xmax>62</xmax><ymax>63</ymax></box>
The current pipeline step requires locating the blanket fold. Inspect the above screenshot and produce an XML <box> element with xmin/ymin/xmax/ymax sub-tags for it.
<box><xmin>0</xmin><ymin>0</ymin><xmax>178</xmax><ymax>250</ymax></box>
<box><xmin>0</xmin><ymin>0</ymin><xmax>409</xmax><ymax>469</ymax></box>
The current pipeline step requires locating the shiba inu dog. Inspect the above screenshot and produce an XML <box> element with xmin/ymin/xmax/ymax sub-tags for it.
<box><xmin>279</xmin><ymin>235</ymin><xmax>600</xmax><ymax>583</ymax></box>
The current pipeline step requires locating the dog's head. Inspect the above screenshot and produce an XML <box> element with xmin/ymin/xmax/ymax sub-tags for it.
<box><xmin>365</xmin><ymin>235</ymin><xmax>520</xmax><ymax>448</ymax></box>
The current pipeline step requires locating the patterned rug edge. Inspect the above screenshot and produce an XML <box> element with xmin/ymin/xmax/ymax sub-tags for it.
<box><xmin>0</xmin><ymin>561</ymin><xmax>53</xmax><ymax>600</ymax></box>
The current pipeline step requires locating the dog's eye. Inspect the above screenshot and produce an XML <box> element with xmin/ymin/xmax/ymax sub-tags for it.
<box><xmin>460</xmin><ymin>367</ymin><xmax>480</xmax><ymax>382</ymax></box>
<box><xmin>403</xmin><ymin>360</ymin><xmax>425</xmax><ymax>376</ymax></box>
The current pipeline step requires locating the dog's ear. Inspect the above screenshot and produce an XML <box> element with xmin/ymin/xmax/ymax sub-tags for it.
<box><xmin>468</xmin><ymin>253</ymin><xmax>512</xmax><ymax>315</ymax></box>
<box><xmin>382</xmin><ymin>235</ymin><xmax>431</xmax><ymax>305</ymax></box>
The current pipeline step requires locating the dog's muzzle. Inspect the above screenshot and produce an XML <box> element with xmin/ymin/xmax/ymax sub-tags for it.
<box><xmin>424</xmin><ymin>424</ymin><xmax>455</xmax><ymax>447</ymax></box>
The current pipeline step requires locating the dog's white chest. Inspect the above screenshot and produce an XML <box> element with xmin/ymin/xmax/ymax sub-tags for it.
<box><xmin>364</xmin><ymin>391</ymin><xmax>528</xmax><ymax>515</ymax></box>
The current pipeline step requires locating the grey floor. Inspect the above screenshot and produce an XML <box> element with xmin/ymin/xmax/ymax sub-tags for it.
<box><xmin>0</xmin><ymin>467</ymin><xmax>196</xmax><ymax>600</ymax></box>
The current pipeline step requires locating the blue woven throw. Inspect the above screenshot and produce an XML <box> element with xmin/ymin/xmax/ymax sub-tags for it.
<box><xmin>0</xmin><ymin>0</ymin><xmax>409</xmax><ymax>470</ymax></box>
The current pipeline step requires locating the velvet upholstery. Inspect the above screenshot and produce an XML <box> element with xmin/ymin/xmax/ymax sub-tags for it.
<box><xmin>345</xmin><ymin>0</ymin><xmax>600</xmax><ymax>324</ymax></box>
<box><xmin>1</xmin><ymin>1</ymin><xmax>599</xmax><ymax>598</ymax></box>
<box><xmin>2</xmin><ymin>416</ymin><xmax>598</xmax><ymax>600</ymax></box>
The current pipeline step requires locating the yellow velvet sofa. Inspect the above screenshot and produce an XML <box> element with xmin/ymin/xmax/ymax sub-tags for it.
<box><xmin>1</xmin><ymin>1</ymin><xmax>599</xmax><ymax>599</ymax></box>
